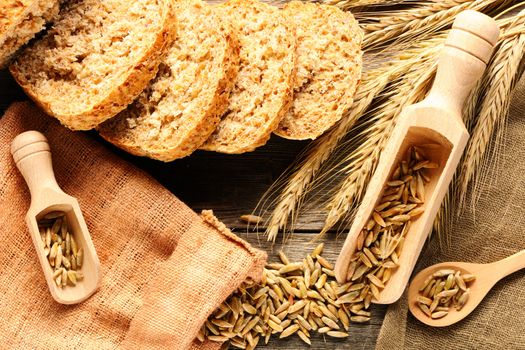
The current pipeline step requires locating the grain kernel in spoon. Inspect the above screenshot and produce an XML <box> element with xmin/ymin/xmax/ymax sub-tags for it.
<box><xmin>416</xmin><ymin>269</ymin><xmax>475</xmax><ymax>319</ymax></box>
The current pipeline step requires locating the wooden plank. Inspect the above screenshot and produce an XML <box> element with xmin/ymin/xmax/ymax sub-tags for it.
<box><xmin>234</xmin><ymin>234</ymin><xmax>387</xmax><ymax>349</ymax></box>
<box><xmin>261</xmin><ymin>327</ymin><xmax>383</xmax><ymax>349</ymax></box>
<box><xmin>0</xmin><ymin>0</ymin><xmax>387</xmax><ymax>344</ymax></box>
<box><xmin>0</xmin><ymin>0</ymin><xmax>340</xmax><ymax>232</ymax></box>
<box><xmin>96</xmin><ymin>128</ymin><xmax>329</xmax><ymax>231</ymax></box>
<box><xmin>0</xmin><ymin>71</ymin><xmax>386</xmax><ymax>346</ymax></box>
<box><xmin>1</xmin><ymin>69</ymin><xmax>330</xmax><ymax>231</ymax></box>
<box><xmin>0</xmin><ymin>0</ymin><xmax>392</xmax><ymax>348</ymax></box>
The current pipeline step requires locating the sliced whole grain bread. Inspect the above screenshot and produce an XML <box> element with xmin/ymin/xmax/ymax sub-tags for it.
<box><xmin>97</xmin><ymin>0</ymin><xmax>239</xmax><ymax>161</ymax></box>
<box><xmin>10</xmin><ymin>0</ymin><xmax>176</xmax><ymax>130</ymax></box>
<box><xmin>200</xmin><ymin>0</ymin><xmax>296</xmax><ymax>154</ymax></box>
<box><xmin>0</xmin><ymin>0</ymin><xmax>60</xmax><ymax>68</ymax></box>
<box><xmin>274</xmin><ymin>1</ymin><xmax>363</xmax><ymax>140</ymax></box>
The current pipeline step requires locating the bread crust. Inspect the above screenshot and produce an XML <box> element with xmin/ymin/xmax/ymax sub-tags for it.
<box><xmin>9</xmin><ymin>0</ymin><xmax>177</xmax><ymax>131</ymax></box>
<box><xmin>274</xmin><ymin>1</ymin><xmax>363</xmax><ymax>140</ymax></box>
<box><xmin>199</xmin><ymin>0</ymin><xmax>296</xmax><ymax>154</ymax></box>
<box><xmin>98</xmin><ymin>0</ymin><xmax>239</xmax><ymax>161</ymax></box>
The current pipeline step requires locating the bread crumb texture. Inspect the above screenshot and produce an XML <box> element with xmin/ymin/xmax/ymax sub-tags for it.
<box><xmin>200</xmin><ymin>0</ymin><xmax>296</xmax><ymax>154</ymax></box>
<box><xmin>10</xmin><ymin>0</ymin><xmax>176</xmax><ymax>130</ymax></box>
<box><xmin>0</xmin><ymin>0</ymin><xmax>60</xmax><ymax>68</ymax></box>
<box><xmin>275</xmin><ymin>1</ymin><xmax>363</xmax><ymax>140</ymax></box>
<box><xmin>98</xmin><ymin>0</ymin><xmax>238</xmax><ymax>161</ymax></box>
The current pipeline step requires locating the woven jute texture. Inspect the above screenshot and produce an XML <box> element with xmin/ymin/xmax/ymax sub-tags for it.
<box><xmin>376</xmin><ymin>77</ymin><xmax>525</xmax><ymax>349</ymax></box>
<box><xmin>0</xmin><ymin>102</ymin><xmax>267</xmax><ymax>350</ymax></box>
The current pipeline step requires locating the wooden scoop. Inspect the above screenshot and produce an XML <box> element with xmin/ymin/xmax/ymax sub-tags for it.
<box><xmin>408</xmin><ymin>250</ymin><xmax>525</xmax><ymax>327</ymax></box>
<box><xmin>11</xmin><ymin>130</ymin><xmax>100</xmax><ymax>304</ymax></box>
<box><xmin>334</xmin><ymin>10</ymin><xmax>500</xmax><ymax>304</ymax></box>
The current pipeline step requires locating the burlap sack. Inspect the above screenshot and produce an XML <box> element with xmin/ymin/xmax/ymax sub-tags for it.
<box><xmin>0</xmin><ymin>102</ymin><xmax>267</xmax><ymax>350</ymax></box>
<box><xmin>376</xmin><ymin>77</ymin><xmax>525</xmax><ymax>349</ymax></box>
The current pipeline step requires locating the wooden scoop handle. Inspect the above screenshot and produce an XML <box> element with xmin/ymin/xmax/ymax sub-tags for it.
<box><xmin>11</xmin><ymin>131</ymin><xmax>63</xmax><ymax>200</ymax></box>
<box><xmin>491</xmin><ymin>249</ymin><xmax>525</xmax><ymax>280</ymax></box>
<box><xmin>425</xmin><ymin>10</ymin><xmax>499</xmax><ymax>116</ymax></box>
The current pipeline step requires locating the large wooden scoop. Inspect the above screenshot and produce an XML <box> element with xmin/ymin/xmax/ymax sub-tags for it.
<box><xmin>11</xmin><ymin>130</ymin><xmax>100</xmax><ymax>304</ymax></box>
<box><xmin>334</xmin><ymin>10</ymin><xmax>500</xmax><ymax>304</ymax></box>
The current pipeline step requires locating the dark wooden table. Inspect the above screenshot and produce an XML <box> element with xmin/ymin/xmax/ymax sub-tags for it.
<box><xmin>0</xmin><ymin>30</ymin><xmax>386</xmax><ymax>349</ymax></box>
<box><xmin>0</xmin><ymin>70</ymin><xmax>386</xmax><ymax>350</ymax></box>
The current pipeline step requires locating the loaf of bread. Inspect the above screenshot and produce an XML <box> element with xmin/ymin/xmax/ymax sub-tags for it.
<box><xmin>98</xmin><ymin>0</ymin><xmax>239</xmax><ymax>161</ymax></box>
<box><xmin>0</xmin><ymin>0</ymin><xmax>60</xmax><ymax>68</ymax></box>
<box><xmin>274</xmin><ymin>1</ymin><xmax>363</xmax><ymax>140</ymax></box>
<box><xmin>10</xmin><ymin>0</ymin><xmax>177</xmax><ymax>130</ymax></box>
<box><xmin>200</xmin><ymin>0</ymin><xmax>296</xmax><ymax>154</ymax></box>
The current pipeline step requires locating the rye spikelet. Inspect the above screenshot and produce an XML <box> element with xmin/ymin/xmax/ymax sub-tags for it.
<box><xmin>457</xmin><ymin>14</ymin><xmax>525</xmax><ymax>210</ymax></box>
<box><xmin>321</xmin><ymin>64</ymin><xmax>437</xmax><ymax>236</ymax></box>
<box><xmin>260</xmin><ymin>5</ymin><xmax>525</xmax><ymax>243</ymax></box>
<box><xmin>264</xmin><ymin>69</ymin><xmax>389</xmax><ymax>242</ymax></box>
<box><xmin>263</xmin><ymin>36</ymin><xmax>445</xmax><ymax>242</ymax></box>
<box><xmin>434</xmin><ymin>11</ymin><xmax>525</xmax><ymax>242</ymax></box>
<box><xmin>360</xmin><ymin>0</ymin><xmax>511</xmax><ymax>49</ymax></box>
<box><xmin>330</xmin><ymin>12</ymin><xmax>525</xmax><ymax>242</ymax></box>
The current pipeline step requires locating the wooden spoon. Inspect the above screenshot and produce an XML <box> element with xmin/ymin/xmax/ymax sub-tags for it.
<box><xmin>11</xmin><ymin>130</ymin><xmax>100</xmax><ymax>304</ymax></box>
<box><xmin>334</xmin><ymin>10</ymin><xmax>500</xmax><ymax>304</ymax></box>
<box><xmin>408</xmin><ymin>250</ymin><xmax>525</xmax><ymax>327</ymax></box>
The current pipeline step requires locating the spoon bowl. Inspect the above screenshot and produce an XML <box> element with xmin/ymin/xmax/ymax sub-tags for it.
<box><xmin>408</xmin><ymin>250</ymin><xmax>525</xmax><ymax>327</ymax></box>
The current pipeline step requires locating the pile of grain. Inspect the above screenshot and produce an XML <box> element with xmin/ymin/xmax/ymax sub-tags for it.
<box><xmin>198</xmin><ymin>244</ymin><xmax>371</xmax><ymax>348</ymax></box>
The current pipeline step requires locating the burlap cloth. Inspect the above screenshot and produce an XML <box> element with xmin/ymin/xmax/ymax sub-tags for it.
<box><xmin>376</xmin><ymin>76</ymin><xmax>525</xmax><ymax>349</ymax></box>
<box><xmin>0</xmin><ymin>102</ymin><xmax>267</xmax><ymax>350</ymax></box>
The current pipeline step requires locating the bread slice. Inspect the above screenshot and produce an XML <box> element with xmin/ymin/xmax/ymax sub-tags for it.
<box><xmin>274</xmin><ymin>1</ymin><xmax>363</xmax><ymax>140</ymax></box>
<box><xmin>10</xmin><ymin>0</ymin><xmax>176</xmax><ymax>131</ymax></box>
<box><xmin>0</xmin><ymin>0</ymin><xmax>60</xmax><ymax>68</ymax></box>
<box><xmin>199</xmin><ymin>0</ymin><xmax>296</xmax><ymax>154</ymax></box>
<box><xmin>97</xmin><ymin>0</ymin><xmax>239</xmax><ymax>161</ymax></box>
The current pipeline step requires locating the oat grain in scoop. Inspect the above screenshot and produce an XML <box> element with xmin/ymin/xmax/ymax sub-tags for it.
<box><xmin>342</xmin><ymin>145</ymin><xmax>436</xmax><ymax>302</ymax></box>
<box><xmin>38</xmin><ymin>212</ymin><xmax>84</xmax><ymax>287</ymax></box>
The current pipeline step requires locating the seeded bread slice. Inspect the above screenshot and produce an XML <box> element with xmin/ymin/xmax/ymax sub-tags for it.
<box><xmin>97</xmin><ymin>0</ymin><xmax>239</xmax><ymax>161</ymax></box>
<box><xmin>10</xmin><ymin>0</ymin><xmax>176</xmax><ymax>131</ymax></box>
<box><xmin>200</xmin><ymin>0</ymin><xmax>296</xmax><ymax>154</ymax></box>
<box><xmin>0</xmin><ymin>0</ymin><xmax>60</xmax><ymax>68</ymax></box>
<box><xmin>274</xmin><ymin>1</ymin><xmax>363</xmax><ymax>140</ymax></box>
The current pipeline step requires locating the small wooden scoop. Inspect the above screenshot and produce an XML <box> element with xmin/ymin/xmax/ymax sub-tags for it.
<box><xmin>408</xmin><ymin>250</ymin><xmax>525</xmax><ymax>327</ymax></box>
<box><xmin>11</xmin><ymin>131</ymin><xmax>100</xmax><ymax>304</ymax></box>
<box><xmin>334</xmin><ymin>11</ymin><xmax>500</xmax><ymax>304</ymax></box>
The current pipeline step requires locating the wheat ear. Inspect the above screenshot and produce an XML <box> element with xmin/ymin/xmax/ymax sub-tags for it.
<box><xmin>457</xmin><ymin>16</ymin><xmax>525</xmax><ymax>211</ymax></box>
<box><xmin>263</xmin><ymin>69</ymin><xmax>388</xmax><ymax>242</ymax></box>
<box><xmin>433</xmin><ymin>12</ymin><xmax>525</xmax><ymax>242</ymax></box>
<box><xmin>263</xmin><ymin>35</ymin><xmax>448</xmax><ymax>242</ymax></box>
<box><xmin>322</xmin><ymin>0</ymin><xmax>409</xmax><ymax>9</ymax></box>
<box><xmin>360</xmin><ymin>0</ymin><xmax>511</xmax><ymax>50</ymax></box>
<box><xmin>319</xmin><ymin>34</ymin><xmax>447</xmax><ymax>236</ymax></box>
<box><xmin>320</xmin><ymin>63</ymin><xmax>437</xmax><ymax>236</ymax></box>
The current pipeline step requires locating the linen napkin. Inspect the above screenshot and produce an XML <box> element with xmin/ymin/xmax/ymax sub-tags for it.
<box><xmin>0</xmin><ymin>102</ymin><xmax>267</xmax><ymax>350</ymax></box>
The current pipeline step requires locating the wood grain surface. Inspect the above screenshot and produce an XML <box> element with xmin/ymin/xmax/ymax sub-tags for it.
<box><xmin>1</xmin><ymin>69</ymin><xmax>385</xmax><ymax>350</ymax></box>
<box><xmin>0</xmin><ymin>0</ymin><xmax>387</xmax><ymax>346</ymax></box>
<box><xmin>243</xmin><ymin>236</ymin><xmax>388</xmax><ymax>348</ymax></box>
